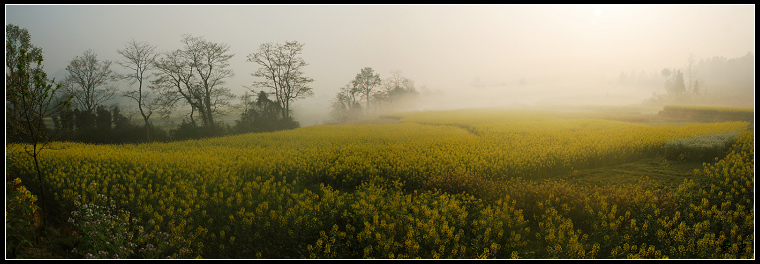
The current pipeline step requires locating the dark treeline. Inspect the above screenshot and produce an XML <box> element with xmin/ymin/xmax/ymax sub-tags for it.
<box><xmin>38</xmin><ymin>92</ymin><xmax>300</xmax><ymax>144</ymax></box>
<box><xmin>8</xmin><ymin>98</ymin><xmax>299</xmax><ymax>145</ymax></box>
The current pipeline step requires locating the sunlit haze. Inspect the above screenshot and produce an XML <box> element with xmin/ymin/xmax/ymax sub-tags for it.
<box><xmin>5</xmin><ymin>4</ymin><xmax>755</xmax><ymax>125</ymax></box>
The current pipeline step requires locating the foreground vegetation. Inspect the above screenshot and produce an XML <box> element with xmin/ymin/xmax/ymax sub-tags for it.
<box><xmin>6</xmin><ymin>107</ymin><xmax>754</xmax><ymax>259</ymax></box>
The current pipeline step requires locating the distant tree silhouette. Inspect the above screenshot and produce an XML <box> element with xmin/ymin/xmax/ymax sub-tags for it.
<box><xmin>247</xmin><ymin>41</ymin><xmax>314</xmax><ymax>120</ymax></box>
<box><xmin>329</xmin><ymin>82</ymin><xmax>363</xmax><ymax>123</ymax></box>
<box><xmin>672</xmin><ymin>70</ymin><xmax>686</xmax><ymax>99</ymax></box>
<box><xmin>378</xmin><ymin>70</ymin><xmax>418</xmax><ymax>111</ymax></box>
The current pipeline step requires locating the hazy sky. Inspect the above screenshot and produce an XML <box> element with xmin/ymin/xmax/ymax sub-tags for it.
<box><xmin>5</xmin><ymin>4</ymin><xmax>755</xmax><ymax>123</ymax></box>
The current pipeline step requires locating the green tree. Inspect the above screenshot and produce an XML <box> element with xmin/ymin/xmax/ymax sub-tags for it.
<box><xmin>5</xmin><ymin>24</ymin><xmax>72</xmax><ymax>227</ymax></box>
<box><xmin>235</xmin><ymin>91</ymin><xmax>296</xmax><ymax>133</ymax></box>
<box><xmin>95</xmin><ymin>105</ymin><xmax>112</xmax><ymax>133</ymax></box>
<box><xmin>352</xmin><ymin>67</ymin><xmax>382</xmax><ymax>113</ymax></box>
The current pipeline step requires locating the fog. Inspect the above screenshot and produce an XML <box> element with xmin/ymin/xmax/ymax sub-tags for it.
<box><xmin>6</xmin><ymin>4</ymin><xmax>755</xmax><ymax>126</ymax></box>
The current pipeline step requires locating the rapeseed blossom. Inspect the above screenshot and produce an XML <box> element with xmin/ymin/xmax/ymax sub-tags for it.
<box><xmin>6</xmin><ymin>108</ymin><xmax>753</xmax><ymax>259</ymax></box>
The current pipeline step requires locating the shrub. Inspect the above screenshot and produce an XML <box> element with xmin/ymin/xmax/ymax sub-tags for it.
<box><xmin>66</xmin><ymin>191</ymin><xmax>192</xmax><ymax>259</ymax></box>
<box><xmin>68</xmin><ymin>193</ymin><xmax>138</xmax><ymax>259</ymax></box>
<box><xmin>170</xmin><ymin>120</ymin><xmax>229</xmax><ymax>140</ymax></box>
<box><xmin>6</xmin><ymin>178</ymin><xmax>40</xmax><ymax>258</ymax></box>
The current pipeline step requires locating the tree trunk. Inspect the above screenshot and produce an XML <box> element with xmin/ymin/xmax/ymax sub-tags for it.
<box><xmin>32</xmin><ymin>145</ymin><xmax>47</xmax><ymax>229</ymax></box>
<box><xmin>366</xmin><ymin>94</ymin><xmax>371</xmax><ymax>115</ymax></box>
<box><xmin>205</xmin><ymin>103</ymin><xmax>215</xmax><ymax>128</ymax></box>
<box><xmin>138</xmin><ymin>86</ymin><xmax>151</xmax><ymax>141</ymax></box>
<box><xmin>143</xmin><ymin>116</ymin><xmax>151</xmax><ymax>141</ymax></box>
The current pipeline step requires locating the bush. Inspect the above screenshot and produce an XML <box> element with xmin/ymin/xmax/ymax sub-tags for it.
<box><xmin>235</xmin><ymin>91</ymin><xmax>300</xmax><ymax>134</ymax></box>
<box><xmin>170</xmin><ymin>120</ymin><xmax>229</xmax><ymax>140</ymax></box>
<box><xmin>68</xmin><ymin>193</ymin><xmax>137</xmax><ymax>259</ymax></box>
<box><xmin>663</xmin><ymin>131</ymin><xmax>741</xmax><ymax>162</ymax></box>
<box><xmin>6</xmin><ymin>178</ymin><xmax>40</xmax><ymax>258</ymax></box>
<box><xmin>65</xmin><ymin>191</ymin><xmax>192</xmax><ymax>259</ymax></box>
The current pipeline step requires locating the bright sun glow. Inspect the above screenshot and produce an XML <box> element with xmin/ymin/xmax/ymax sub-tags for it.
<box><xmin>591</xmin><ymin>5</ymin><xmax>601</xmax><ymax>25</ymax></box>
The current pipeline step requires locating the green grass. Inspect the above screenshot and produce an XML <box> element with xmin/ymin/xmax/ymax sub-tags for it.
<box><xmin>556</xmin><ymin>156</ymin><xmax>708</xmax><ymax>189</ymax></box>
<box><xmin>659</xmin><ymin>105</ymin><xmax>754</xmax><ymax>123</ymax></box>
<box><xmin>663</xmin><ymin>131</ymin><xmax>741</xmax><ymax>162</ymax></box>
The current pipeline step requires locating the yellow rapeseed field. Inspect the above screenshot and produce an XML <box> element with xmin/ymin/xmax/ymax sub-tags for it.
<box><xmin>6</xmin><ymin>108</ymin><xmax>753</xmax><ymax>259</ymax></box>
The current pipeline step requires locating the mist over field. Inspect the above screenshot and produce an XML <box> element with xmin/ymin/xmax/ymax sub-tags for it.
<box><xmin>6</xmin><ymin>4</ymin><xmax>755</xmax><ymax>126</ymax></box>
<box><xmin>6</xmin><ymin>4</ymin><xmax>756</xmax><ymax>260</ymax></box>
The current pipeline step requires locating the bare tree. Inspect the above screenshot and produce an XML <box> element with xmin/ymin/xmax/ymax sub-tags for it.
<box><xmin>352</xmin><ymin>67</ymin><xmax>382</xmax><ymax>113</ymax></box>
<box><xmin>62</xmin><ymin>49</ymin><xmax>118</xmax><ymax>113</ymax></box>
<box><xmin>247</xmin><ymin>41</ymin><xmax>314</xmax><ymax>119</ymax></box>
<box><xmin>152</xmin><ymin>34</ymin><xmax>236</xmax><ymax>129</ymax></box>
<box><xmin>117</xmin><ymin>39</ymin><xmax>159</xmax><ymax>140</ymax></box>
